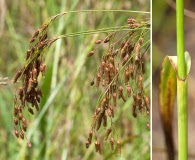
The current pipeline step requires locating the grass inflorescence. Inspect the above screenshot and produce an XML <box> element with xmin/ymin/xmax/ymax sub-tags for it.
<box><xmin>85</xmin><ymin>18</ymin><xmax>150</xmax><ymax>155</ymax></box>
<box><xmin>11</xmin><ymin>10</ymin><xmax>150</xmax><ymax>155</ymax></box>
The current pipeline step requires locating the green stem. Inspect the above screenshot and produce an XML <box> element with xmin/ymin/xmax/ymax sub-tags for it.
<box><xmin>177</xmin><ymin>78</ymin><xmax>188</xmax><ymax>160</ymax></box>
<box><xmin>176</xmin><ymin>0</ymin><xmax>186</xmax><ymax>78</ymax></box>
<box><xmin>176</xmin><ymin>0</ymin><xmax>188</xmax><ymax>160</ymax></box>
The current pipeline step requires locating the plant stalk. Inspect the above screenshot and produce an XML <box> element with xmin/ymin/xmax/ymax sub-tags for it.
<box><xmin>176</xmin><ymin>0</ymin><xmax>188</xmax><ymax>160</ymax></box>
<box><xmin>176</xmin><ymin>0</ymin><xmax>186</xmax><ymax>78</ymax></box>
<box><xmin>177</xmin><ymin>78</ymin><xmax>188</xmax><ymax>160</ymax></box>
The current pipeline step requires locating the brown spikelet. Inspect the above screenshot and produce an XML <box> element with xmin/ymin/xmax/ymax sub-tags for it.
<box><xmin>95</xmin><ymin>40</ymin><xmax>102</xmax><ymax>44</ymax></box>
<box><xmin>95</xmin><ymin>141</ymin><xmax>100</xmax><ymax>152</ymax></box>
<box><xmin>86</xmin><ymin>140</ymin><xmax>90</xmax><ymax>149</ymax></box>
<box><xmin>95</xmin><ymin>107</ymin><xmax>101</xmax><ymax>115</ymax></box>
<box><xmin>32</xmin><ymin>30</ymin><xmax>39</xmax><ymax>39</ymax></box>
<box><xmin>39</xmin><ymin>33</ymin><xmax>48</xmax><ymax>41</ymax></box>
<box><xmin>20</xmin><ymin>131</ymin><xmax>24</xmax><ymax>139</ymax></box>
<box><xmin>37</xmin><ymin>41</ymin><xmax>45</xmax><ymax>50</ymax></box>
<box><xmin>14</xmin><ymin>130</ymin><xmax>19</xmax><ymax>138</ymax></box>
<box><xmin>117</xmin><ymin>140</ymin><xmax>121</xmax><ymax>156</ymax></box>
<box><xmin>26</xmin><ymin>50</ymin><xmax>31</xmax><ymax>60</ymax></box>
<box><xmin>40</xmin><ymin>64</ymin><xmax>46</xmax><ymax>75</ymax></box>
<box><xmin>13</xmin><ymin>70</ymin><xmax>22</xmax><ymax>83</ymax></box>
<box><xmin>139</xmin><ymin>38</ymin><xmax>143</xmax><ymax>45</ymax></box>
<box><xmin>101</xmin><ymin>79</ymin><xmax>106</xmax><ymax>87</ymax></box>
<box><xmin>146</xmin><ymin>122</ymin><xmax>150</xmax><ymax>131</ymax></box>
<box><xmin>127</xmin><ymin>85</ymin><xmax>131</xmax><ymax>97</ymax></box>
<box><xmin>30</xmin><ymin>37</ymin><xmax>36</xmax><ymax>43</ymax></box>
<box><xmin>96</xmin><ymin>114</ymin><xmax>103</xmax><ymax>131</ymax></box>
<box><xmin>138</xmin><ymin>75</ymin><xmax>143</xmax><ymax>89</ymax></box>
<box><xmin>113</xmin><ymin>93</ymin><xmax>117</xmax><ymax>107</ymax></box>
<box><xmin>32</xmin><ymin>68</ymin><xmax>38</xmax><ymax>81</ymax></box>
<box><xmin>96</xmin><ymin>73</ymin><xmax>101</xmax><ymax>88</ymax></box>
<box><xmin>13</xmin><ymin>117</ymin><xmax>18</xmax><ymax>125</ymax></box>
<box><xmin>104</xmin><ymin>37</ymin><xmax>110</xmax><ymax>43</ymax></box>
<box><xmin>92</xmin><ymin>113</ymin><xmax>97</xmax><ymax>128</ymax></box>
<box><xmin>110</xmin><ymin>138</ymin><xmax>114</xmax><ymax>151</ymax></box>
<box><xmin>88</xmin><ymin>51</ymin><xmax>95</xmax><ymax>57</ymax></box>
<box><xmin>41</xmin><ymin>23</ymin><xmax>48</xmax><ymax>31</ymax></box>
<box><xmin>88</xmin><ymin>130</ymin><xmax>93</xmax><ymax>144</ymax></box>
<box><xmin>127</xmin><ymin>18</ymin><xmax>136</xmax><ymax>24</ymax></box>
<box><xmin>14</xmin><ymin>106</ymin><xmax>19</xmax><ymax>116</ymax></box>
<box><xmin>22</xmin><ymin>124</ymin><xmax>27</xmax><ymax>132</ymax></box>
<box><xmin>103</xmin><ymin>114</ymin><xmax>107</xmax><ymax>127</ymax></box>
<box><xmin>22</xmin><ymin>117</ymin><xmax>27</xmax><ymax>124</ymax></box>
<box><xmin>112</xmin><ymin>49</ymin><xmax>119</xmax><ymax>57</ymax></box>
<box><xmin>18</xmin><ymin>113</ymin><xmax>23</xmax><ymax>120</ymax></box>
<box><xmin>107</xmin><ymin>108</ymin><xmax>112</xmax><ymax>117</ymax></box>
<box><xmin>95</xmin><ymin>141</ymin><xmax>101</xmax><ymax>154</ymax></box>
<box><xmin>109</xmin><ymin>105</ymin><xmax>114</xmax><ymax>118</ymax></box>
<box><xmin>90</xmin><ymin>79</ymin><xmax>95</xmax><ymax>86</ymax></box>
<box><xmin>27</xmin><ymin>78</ymin><xmax>33</xmax><ymax>92</ymax></box>
<box><xmin>118</xmin><ymin>86</ymin><xmax>126</xmax><ymax>102</ymax></box>
<box><xmin>132</xmin><ymin>105</ymin><xmax>137</xmax><ymax>118</ymax></box>
<box><xmin>129</xmin><ymin>23</ymin><xmax>140</xmax><ymax>29</ymax></box>
<box><xmin>28</xmin><ymin>107</ymin><xmax>34</xmax><ymax>115</ymax></box>
<box><xmin>105</xmin><ymin>128</ymin><xmax>112</xmax><ymax>140</ymax></box>
<box><xmin>27</xmin><ymin>141</ymin><xmax>32</xmax><ymax>148</ymax></box>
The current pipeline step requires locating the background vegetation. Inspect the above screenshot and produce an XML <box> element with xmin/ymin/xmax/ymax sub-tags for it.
<box><xmin>0</xmin><ymin>0</ymin><xmax>150</xmax><ymax>159</ymax></box>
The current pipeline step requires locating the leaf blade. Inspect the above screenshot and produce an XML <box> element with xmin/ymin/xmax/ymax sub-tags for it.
<box><xmin>159</xmin><ymin>56</ymin><xmax>177</xmax><ymax>160</ymax></box>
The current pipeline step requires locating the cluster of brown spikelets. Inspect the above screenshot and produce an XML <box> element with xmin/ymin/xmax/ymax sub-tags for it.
<box><xmin>12</xmin><ymin>13</ymin><xmax>65</xmax><ymax>147</ymax></box>
<box><xmin>12</xmin><ymin>12</ymin><xmax>150</xmax><ymax>153</ymax></box>
<box><xmin>86</xmin><ymin>18</ymin><xmax>150</xmax><ymax>155</ymax></box>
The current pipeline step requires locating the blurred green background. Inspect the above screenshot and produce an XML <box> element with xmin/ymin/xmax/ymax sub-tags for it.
<box><xmin>0</xmin><ymin>0</ymin><xmax>150</xmax><ymax>160</ymax></box>
<box><xmin>152</xmin><ymin>0</ymin><xmax>195</xmax><ymax>159</ymax></box>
